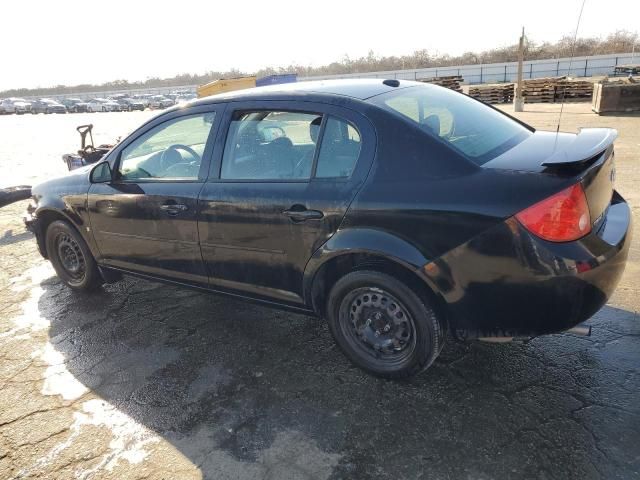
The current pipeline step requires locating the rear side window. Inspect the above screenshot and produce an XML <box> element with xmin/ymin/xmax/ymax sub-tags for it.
<box><xmin>221</xmin><ymin>111</ymin><xmax>322</xmax><ymax>180</ymax></box>
<box><xmin>369</xmin><ymin>85</ymin><xmax>531</xmax><ymax>165</ymax></box>
<box><xmin>315</xmin><ymin>117</ymin><xmax>361</xmax><ymax>178</ymax></box>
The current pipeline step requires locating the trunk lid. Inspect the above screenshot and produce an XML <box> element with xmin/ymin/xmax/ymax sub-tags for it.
<box><xmin>484</xmin><ymin>128</ymin><xmax>617</xmax><ymax>230</ymax></box>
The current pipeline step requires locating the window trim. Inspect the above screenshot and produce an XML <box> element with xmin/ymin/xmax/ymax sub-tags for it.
<box><xmin>309</xmin><ymin>115</ymin><xmax>328</xmax><ymax>178</ymax></box>
<box><xmin>218</xmin><ymin>108</ymin><xmax>328</xmax><ymax>183</ymax></box>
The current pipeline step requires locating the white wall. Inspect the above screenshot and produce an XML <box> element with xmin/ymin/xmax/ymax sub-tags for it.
<box><xmin>299</xmin><ymin>52</ymin><xmax>637</xmax><ymax>85</ymax></box>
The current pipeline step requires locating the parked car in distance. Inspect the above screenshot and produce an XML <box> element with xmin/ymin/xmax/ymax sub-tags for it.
<box><xmin>164</xmin><ymin>93</ymin><xmax>179</xmax><ymax>104</ymax></box>
<box><xmin>24</xmin><ymin>79</ymin><xmax>632</xmax><ymax>379</ymax></box>
<box><xmin>1</xmin><ymin>97</ymin><xmax>32</xmax><ymax>114</ymax></box>
<box><xmin>148</xmin><ymin>95</ymin><xmax>174</xmax><ymax>109</ymax></box>
<box><xmin>87</xmin><ymin>98</ymin><xmax>120</xmax><ymax>112</ymax></box>
<box><xmin>61</xmin><ymin>98</ymin><xmax>90</xmax><ymax>113</ymax></box>
<box><xmin>174</xmin><ymin>96</ymin><xmax>193</xmax><ymax>106</ymax></box>
<box><xmin>31</xmin><ymin>98</ymin><xmax>67</xmax><ymax>114</ymax></box>
<box><xmin>106</xmin><ymin>95</ymin><xmax>129</xmax><ymax>111</ymax></box>
<box><xmin>114</xmin><ymin>97</ymin><xmax>145</xmax><ymax>111</ymax></box>
<box><xmin>131</xmin><ymin>94</ymin><xmax>152</xmax><ymax>107</ymax></box>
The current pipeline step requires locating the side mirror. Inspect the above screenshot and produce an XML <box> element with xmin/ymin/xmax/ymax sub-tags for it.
<box><xmin>90</xmin><ymin>162</ymin><xmax>112</xmax><ymax>183</ymax></box>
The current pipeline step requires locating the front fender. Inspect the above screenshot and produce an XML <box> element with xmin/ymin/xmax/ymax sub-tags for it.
<box><xmin>302</xmin><ymin>228</ymin><xmax>432</xmax><ymax>307</ymax></box>
<box><xmin>29</xmin><ymin>173</ymin><xmax>95</xmax><ymax>258</ymax></box>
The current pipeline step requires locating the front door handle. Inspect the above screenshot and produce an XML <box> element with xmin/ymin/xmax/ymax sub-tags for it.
<box><xmin>160</xmin><ymin>203</ymin><xmax>188</xmax><ymax>215</ymax></box>
<box><xmin>282</xmin><ymin>207</ymin><xmax>324</xmax><ymax>222</ymax></box>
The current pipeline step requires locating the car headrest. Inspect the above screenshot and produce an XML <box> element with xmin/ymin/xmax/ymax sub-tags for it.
<box><xmin>309</xmin><ymin>116</ymin><xmax>322</xmax><ymax>143</ymax></box>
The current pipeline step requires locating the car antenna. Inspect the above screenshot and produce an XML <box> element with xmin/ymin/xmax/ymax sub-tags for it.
<box><xmin>555</xmin><ymin>0</ymin><xmax>587</xmax><ymax>148</ymax></box>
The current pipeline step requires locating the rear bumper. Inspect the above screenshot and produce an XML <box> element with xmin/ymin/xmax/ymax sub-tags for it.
<box><xmin>423</xmin><ymin>191</ymin><xmax>632</xmax><ymax>337</ymax></box>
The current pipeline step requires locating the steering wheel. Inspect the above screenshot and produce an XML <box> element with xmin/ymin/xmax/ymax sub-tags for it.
<box><xmin>160</xmin><ymin>144</ymin><xmax>201</xmax><ymax>170</ymax></box>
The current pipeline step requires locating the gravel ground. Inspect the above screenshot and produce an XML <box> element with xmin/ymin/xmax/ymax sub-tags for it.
<box><xmin>0</xmin><ymin>104</ymin><xmax>639</xmax><ymax>480</ymax></box>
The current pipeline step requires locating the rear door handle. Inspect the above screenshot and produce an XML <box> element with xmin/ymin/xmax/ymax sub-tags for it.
<box><xmin>160</xmin><ymin>203</ymin><xmax>188</xmax><ymax>215</ymax></box>
<box><xmin>282</xmin><ymin>207</ymin><xmax>324</xmax><ymax>222</ymax></box>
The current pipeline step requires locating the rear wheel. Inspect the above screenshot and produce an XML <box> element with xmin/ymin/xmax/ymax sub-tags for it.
<box><xmin>326</xmin><ymin>270</ymin><xmax>444</xmax><ymax>379</ymax></box>
<box><xmin>45</xmin><ymin>220</ymin><xmax>102</xmax><ymax>291</ymax></box>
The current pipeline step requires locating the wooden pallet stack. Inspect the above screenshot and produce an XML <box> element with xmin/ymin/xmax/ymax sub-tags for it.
<box><xmin>522</xmin><ymin>77</ymin><xmax>557</xmax><ymax>103</ymax></box>
<box><xmin>467</xmin><ymin>76</ymin><xmax>595</xmax><ymax>105</ymax></box>
<box><xmin>554</xmin><ymin>78</ymin><xmax>594</xmax><ymax>102</ymax></box>
<box><xmin>417</xmin><ymin>75</ymin><xmax>463</xmax><ymax>92</ymax></box>
<box><xmin>468</xmin><ymin>83</ymin><xmax>514</xmax><ymax>104</ymax></box>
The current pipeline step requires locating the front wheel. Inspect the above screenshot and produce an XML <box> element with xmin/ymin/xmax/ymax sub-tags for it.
<box><xmin>326</xmin><ymin>270</ymin><xmax>444</xmax><ymax>379</ymax></box>
<box><xmin>45</xmin><ymin>220</ymin><xmax>102</xmax><ymax>291</ymax></box>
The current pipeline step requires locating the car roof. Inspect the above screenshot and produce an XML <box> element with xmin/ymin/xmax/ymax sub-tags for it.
<box><xmin>192</xmin><ymin>79</ymin><xmax>423</xmax><ymax>105</ymax></box>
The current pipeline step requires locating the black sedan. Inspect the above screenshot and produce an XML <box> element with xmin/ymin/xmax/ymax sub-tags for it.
<box><xmin>24</xmin><ymin>79</ymin><xmax>631</xmax><ymax>378</ymax></box>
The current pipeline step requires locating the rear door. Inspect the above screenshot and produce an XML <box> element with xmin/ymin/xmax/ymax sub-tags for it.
<box><xmin>88</xmin><ymin>106</ymin><xmax>222</xmax><ymax>285</ymax></box>
<box><xmin>198</xmin><ymin>100</ymin><xmax>375</xmax><ymax>305</ymax></box>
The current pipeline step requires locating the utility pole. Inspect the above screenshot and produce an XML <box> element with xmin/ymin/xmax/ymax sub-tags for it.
<box><xmin>514</xmin><ymin>27</ymin><xmax>525</xmax><ymax>112</ymax></box>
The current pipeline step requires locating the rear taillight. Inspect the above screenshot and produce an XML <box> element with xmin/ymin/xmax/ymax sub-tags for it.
<box><xmin>515</xmin><ymin>183</ymin><xmax>591</xmax><ymax>242</ymax></box>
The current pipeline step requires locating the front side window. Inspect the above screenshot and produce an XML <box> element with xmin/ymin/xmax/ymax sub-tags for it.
<box><xmin>368</xmin><ymin>85</ymin><xmax>532</xmax><ymax>165</ymax></box>
<box><xmin>119</xmin><ymin>112</ymin><xmax>216</xmax><ymax>180</ymax></box>
<box><xmin>221</xmin><ymin>111</ymin><xmax>323</xmax><ymax>180</ymax></box>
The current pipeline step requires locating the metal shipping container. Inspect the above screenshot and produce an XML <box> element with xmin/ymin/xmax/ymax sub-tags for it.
<box><xmin>256</xmin><ymin>74</ymin><xmax>297</xmax><ymax>87</ymax></box>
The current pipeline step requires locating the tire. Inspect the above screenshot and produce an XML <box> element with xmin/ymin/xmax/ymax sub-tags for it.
<box><xmin>326</xmin><ymin>270</ymin><xmax>444</xmax><ymax>379</ymax></box>
<box><xmin>45</xmin><ymin>220</ymin><xmax>102</xmax><ymax>292</ymax></box>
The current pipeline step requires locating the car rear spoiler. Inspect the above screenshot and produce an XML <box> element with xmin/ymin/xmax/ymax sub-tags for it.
<box><xmin>541</xmin><ymin>128</ymin><xmax>618</xmax><ymax>167</ymax></box>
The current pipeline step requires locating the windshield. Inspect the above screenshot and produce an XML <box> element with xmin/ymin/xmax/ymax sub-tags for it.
<box><xmin>368</xmin><ymin>84</ymin><xmax>532</xmax><ymax>165</ymax></box>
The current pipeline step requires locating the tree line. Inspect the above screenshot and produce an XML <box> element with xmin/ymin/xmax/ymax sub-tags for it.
<box><xmin>2</xmin><ymin>30</ymin><xmax>636</xmax><ymax>98</ymax></box>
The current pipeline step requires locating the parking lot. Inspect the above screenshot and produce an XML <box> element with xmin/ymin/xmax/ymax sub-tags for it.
<box><xmin>0</xmin><ymin>104</ymin><xmax>639</xmax><ymax>479</ymax></box>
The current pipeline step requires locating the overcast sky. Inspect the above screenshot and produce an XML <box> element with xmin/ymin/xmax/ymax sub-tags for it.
<box><xmin>1</xmin><ymin>0</ymin><xmax>638</xmax><ymax>91</ymax></box>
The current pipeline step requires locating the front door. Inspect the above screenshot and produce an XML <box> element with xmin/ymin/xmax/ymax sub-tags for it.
<box><xmin>88</xmin><ymin>108</ymin><xmax>221</xmax><ymax>285</ymax></box>
<box><xmin>198</xmin><ymin>102</ymin><xmax>374</xmax><ymax>304</ymax></box>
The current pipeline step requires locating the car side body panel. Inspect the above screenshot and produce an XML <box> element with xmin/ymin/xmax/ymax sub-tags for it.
<box><xmin>28</xmin><ymin>166</ymin><xmax>97</xmax><ymax>258</ymax></box>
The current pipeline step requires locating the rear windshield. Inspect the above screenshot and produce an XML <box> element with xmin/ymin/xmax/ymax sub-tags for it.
<box><xmin>368</xmin><ymin>85</ymin><xmax>532</xmax><ymax>165</ymax></box>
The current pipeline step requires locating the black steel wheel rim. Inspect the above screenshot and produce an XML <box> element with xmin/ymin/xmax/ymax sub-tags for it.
<box><xmin>55</xmin><ymin>232</ymin><xmax>86</xmax><ymax>284</ymax></box>
<box><xmin>339</xmin><ymin>287</ymin><xmax>417</xmax><ymax>366</ymax></box>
